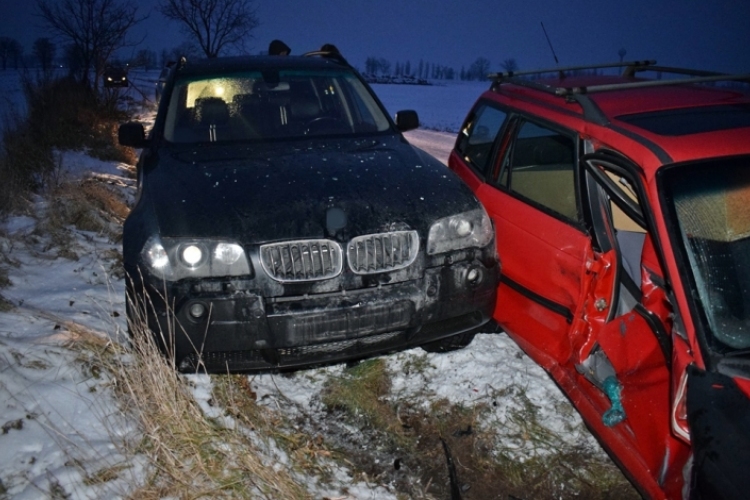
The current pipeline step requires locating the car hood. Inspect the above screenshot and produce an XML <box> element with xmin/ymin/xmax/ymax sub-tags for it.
<box><xmin>143</xmin><ymin>135</ymin><xmax>478</xmax><ymax>244</ymax></box>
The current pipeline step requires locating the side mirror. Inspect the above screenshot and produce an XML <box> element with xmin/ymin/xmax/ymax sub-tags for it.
<box><xmin>118</xmin><ymin>122</ymin><xmax>148</xmax><ymax>148</ymax></box>
<box><xmin>395</xmin><ymin>110</ymin><xmax>419</xmax><ymax>132</ymax></box>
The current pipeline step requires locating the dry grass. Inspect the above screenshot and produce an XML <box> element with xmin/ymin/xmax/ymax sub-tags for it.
<box><xmin>0</xmin><ymin>73</ymin><xmax>137</xmax><ymax>216</ymax></box>
<box><xmin>42</xmin><ymin>179</ymin><xmax>129</xmax><ymax>237</ymax></box>
<box><xmin>90</xmin><ymin>296</ymin><xmax>312</xmax><ymax>500</ymax></box>
<box><xmin>28</xmin><ymin>177</ymin><xmax>130</xmax><ymax>263</ymax></box>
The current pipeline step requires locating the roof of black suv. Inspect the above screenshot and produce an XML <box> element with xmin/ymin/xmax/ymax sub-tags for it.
<box><xmin>173</xmin><ymin>53</ymin><xmax>351</xmax><ymax>78</ymax></box>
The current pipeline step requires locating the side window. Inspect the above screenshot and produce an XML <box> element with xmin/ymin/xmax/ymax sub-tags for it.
<box><xmin>500</xmin><ymin>119</ymin><xmax>578</xmax><ymax>221</ymax></box>
<box><xmin>608</xmin><ymin>171</ymin><xmax>648</xmax><ymax>290</ymax></box>
<box><xmin>455</xmin><ymin>103</ymin><xmax>508</xmax><ymax>174</ymax></box>
<box><xmin>586</xmin><ymin>158</ymin><xmax>649</xmax><ymax>290</ymax></box>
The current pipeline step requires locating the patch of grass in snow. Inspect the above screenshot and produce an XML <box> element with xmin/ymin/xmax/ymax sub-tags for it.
<box><xmin>398</xmin><ymin>351</ymin><xmax>432</xmax><ymax>376</ymax></box>
<box><xmin>83</xmin><ymin>464</ymin><xmax>129</xmax><ymax>486</ymax></box>
<box><xmin>317</xmin><ymin>358</ymin><xmax>639</xmax><ymax>500</ymax></box>
<box><xmin>211</xmin><ymin>374</ymin><xmax>340</xmax><ymax>487</ymax></box>
<box><xmin>38</xmin><ymin>179</ymin><xmax>129</xmax><ymax>245</ymax></box>
<box><xmin>472</xmin><ymin>383</ymin><xmax>639</xmax><ymax>499</ymax></box>
<box><xmin>0</xmin><ymin>293</ymin><xmax>12</xmax><ymax>312</ymax></box>
<box><xmin>88</xmin><ymin>301</ymin><xmax>312</xmax><ymax>499</ymax></box>
<box><xmin>322</xmin><ymin>359</ymin><xmax>404</xmax><ymax>442</ymax></box>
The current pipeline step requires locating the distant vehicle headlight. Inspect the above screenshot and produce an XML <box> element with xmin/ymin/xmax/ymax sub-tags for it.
<box><xmin>426</xmin><ymin>208</ymin><xmax>493</xmax><ymax>255</ymax></box>
<box><xmin>141</xmin><ymin>236</ymin><xmax>251</xmax><ymax>280</ymax></box>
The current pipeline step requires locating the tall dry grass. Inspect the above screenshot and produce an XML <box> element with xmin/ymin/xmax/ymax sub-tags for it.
<box><xmin>99</xmin><ymin>293</ymin><xmax>313</xmax><ymax>499</ymax></box>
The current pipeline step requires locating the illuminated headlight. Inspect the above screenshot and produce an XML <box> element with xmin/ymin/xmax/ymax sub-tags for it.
<box><xmin>180</xmin><ymin>244</ymin><xmax>206</xmax><ymax>268</ymax></box>
<box><xmin>426</xmin><ymin>208</ymin><xmax>493</xmax><ymax>255</ymax></box>
<box><xmin>143</xmin><ymin>237</ymin><xmax>171</xmax><ymax>274</ymax></box>
<box><xmin>140</xmin><ymin>236</ymin><xmax>251</xmax><ymax>280</ymax></box>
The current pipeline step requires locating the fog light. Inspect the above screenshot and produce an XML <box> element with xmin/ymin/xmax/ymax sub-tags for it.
<box><xmin>466</xmin><ymin>268</ymin><xmax>482</xmax><ymax>284</ymax></box>
<box><xmin>189</xmin><ymin>302</ymin><xmax>206</xmax><ymax>319</ymax></box>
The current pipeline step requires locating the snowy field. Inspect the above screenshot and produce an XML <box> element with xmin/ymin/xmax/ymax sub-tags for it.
<box><xmin>373</xmin><ymin>80</ymin><xmax>488</xmax><ymax>133</ymax></box>
<box><xmin>0</xmin><ymin>69</ymin><xmax>616</xmax><ymax>498</ymax></box>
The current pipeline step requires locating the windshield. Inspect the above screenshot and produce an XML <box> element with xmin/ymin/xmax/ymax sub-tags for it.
<box><xmin>662</xmin><ymin>157</ymin><xmax>750</xmax><ymax>352</ymax></box>
<box><xmin>163</xmin><ymin>69</ymin><xmax>391</xmax><ymax>143</ymax></box>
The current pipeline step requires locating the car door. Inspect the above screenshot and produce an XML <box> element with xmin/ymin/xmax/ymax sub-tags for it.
<box><xmin>450</xmin><ymin>104</ymin><xmax>687</xmax><ymax>498</ymax></box>
<box><xmin>451</xmin><ymin>104</ymin><xmax>589</xmax><ymax>365</ymax></box>
<box><xmin>577</xmin><ymin>151</ymin><xmax>692</xmax><ymax>497</ymax></box>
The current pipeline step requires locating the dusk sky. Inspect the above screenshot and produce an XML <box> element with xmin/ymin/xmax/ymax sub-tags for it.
<box><xmin>2</xmin><ymin>0</ymin><xmax>749</xmax><ymax>74</ymax></box>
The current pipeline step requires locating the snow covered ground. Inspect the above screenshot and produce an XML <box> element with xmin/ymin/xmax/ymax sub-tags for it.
<box><xmin>0</xmin><ymin>70</ymin><xmax>614</xmax><ymax>498</ymax></box>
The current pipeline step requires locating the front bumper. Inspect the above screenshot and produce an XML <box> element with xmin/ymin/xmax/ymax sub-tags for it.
<box><xmin>130</xmin><ymin>258</ymin><xmax>499</xmax><ymax>372</ymax></box>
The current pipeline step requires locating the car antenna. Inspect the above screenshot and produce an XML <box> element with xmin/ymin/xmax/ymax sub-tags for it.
<box><xmin>541</xmin><ymin>22</ymin><xmax>560</xmax><ymax>66</ymax></box>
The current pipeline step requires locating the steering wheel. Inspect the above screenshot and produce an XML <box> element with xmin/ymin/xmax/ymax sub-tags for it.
<box><xmin>304</xmin><ymin>116</ymin><xmax>348</xmax><ymax>135</ymax></box>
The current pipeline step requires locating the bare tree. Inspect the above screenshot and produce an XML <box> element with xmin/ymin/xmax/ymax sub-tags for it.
<box><xmin>36</xmin><ymin>0</ymin><xmax>146</xmax><ymax>89</ymax></box>
<box><xmin>133</xmin><ymin>48</ymin><xmax>158</xmax><ymax>70</ymax></box>
<box><xmin>500</xmin><ymin>58</ymin><xmax>519</xmax><ymax>73</ymax></box>
<box><xmin>33</xmin><ymin>38</ymin><xmax>57</xmax><ymax>71</ymax></box>
<box><xmin>161</xmin><ymin>41</ymin><xmax>202</xmax><ymax>67</ymax></box>
<box><xmin>468</xmin><ymin>57</ymin><xmax>491</xmax><ymax>81</ymax></box>
<box><xmin>0</xmin><ymin>37</ymin><xmax>23</xmax><ymax>70</ymax></box>
<box><xmin>158</xmin><ymin>0</ymin><xmax>259</xmax><ymax>58</ymax></box>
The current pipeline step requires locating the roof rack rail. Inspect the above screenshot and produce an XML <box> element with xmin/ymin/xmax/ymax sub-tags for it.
<box><xmin>490</xmin><ymin>60</ymin><xmax>750</xmax><ymax>96</ymax></box>
<box><xmin>302</xmin><ymin>50</ymin><xmax>349</xmax><ymax>66</ymax></box>
<box><xmin>489</xmin><ymin>60</ymin><xmax>750</xmax><ymax>126</ymax></box>
<box><xmin>488</xmin><ymin>59</ymin><xmax>658</xmax><ymax>80</ymax></box>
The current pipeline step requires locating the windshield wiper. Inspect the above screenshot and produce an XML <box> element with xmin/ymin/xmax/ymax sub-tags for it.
<box><xmin>348</xmin><ymin>138</ymin><xmax>381</xmax><ymax>152</ymax></box>
<box><xmin>723</xmin><ymin>348</ymin><xmax>750</xmax><ymax>358</ymax></box>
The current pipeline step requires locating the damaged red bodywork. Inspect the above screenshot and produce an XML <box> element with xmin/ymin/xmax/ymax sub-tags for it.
<box><xmin>449</xmin><ymin>61</ymin><xmax>750</xmax><ymax>499</ymax></box>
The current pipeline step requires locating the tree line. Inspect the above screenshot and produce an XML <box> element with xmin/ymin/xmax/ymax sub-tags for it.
<box><xmin>4</xmin><ymin>0</ymin><xmax>525</xmax><ymax>90</ymax></box>
<box><xmin>364</xmin><ymin>56</ymin><xmax>521</xmax><ymax>82</ymax></box>
<box><xmin>0</xmin><ymin>0</ymin><xmax>260</xmax><ymax>91</ymax></box>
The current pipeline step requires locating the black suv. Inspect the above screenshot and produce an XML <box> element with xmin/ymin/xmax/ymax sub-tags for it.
<box><xmin>118</xmin><ymin>50</ymin><xmax>500</xmax><ymax>372</ymax></box>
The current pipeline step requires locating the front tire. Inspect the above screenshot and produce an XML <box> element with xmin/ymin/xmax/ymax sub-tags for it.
<box><xmin>420</xmin><ymin>330</ymin><xmax>477</xmax><ymax>353</ymax></box>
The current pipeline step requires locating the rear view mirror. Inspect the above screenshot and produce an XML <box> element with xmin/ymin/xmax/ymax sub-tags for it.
<box><xmin>395</xmin><ymin>110</ymin><xmax>419</xmax><ymax>132</ymax></box>
<box><xmin>118</xmin><ymin>122</ymin><xmax>148</xmax><ymax>148</ymax></box>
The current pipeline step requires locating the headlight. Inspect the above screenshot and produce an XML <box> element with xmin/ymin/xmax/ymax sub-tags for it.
<box><xmin>214</xmin><ymin>242</ymin><xmax>244</xmax><ymax>265</ymax></box>
<box><xmin>144</xmin><ymin>237</ymin><xmax>171</xmax><ymax>273</ymax></box>
<box><xmin>180</xmin><ymin>244</ymin><xmax>205</xmax><ymax>267</ymax></box>
<box><xmin>140</xmin><ymin>236</ymin><xmax>251</xmax><ymax>280</ymax></box>
<box><xmin>426</xmin><ymin>208</ymin><xmax>493</xmax><ymax>255</ymax></box>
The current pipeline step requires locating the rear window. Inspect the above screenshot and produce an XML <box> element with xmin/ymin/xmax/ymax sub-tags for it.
<box><xmin>617</xmin><ymin>104</ymin><xmax>750</xmax><ymax>136</ymax></box>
